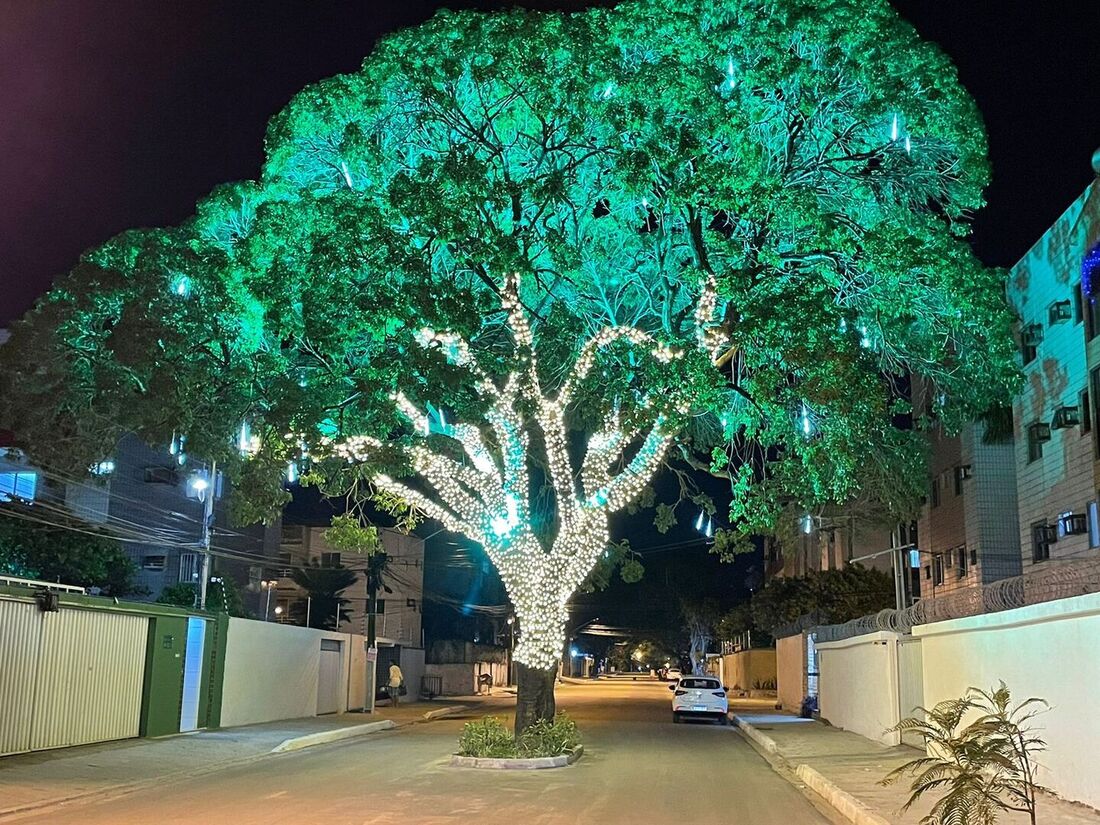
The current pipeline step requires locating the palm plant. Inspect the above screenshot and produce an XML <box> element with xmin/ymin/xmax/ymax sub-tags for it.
<box><xmin>883</xmin><ymin>682</ymin><xmax>1047</xmax><ymax>825</ymax></box>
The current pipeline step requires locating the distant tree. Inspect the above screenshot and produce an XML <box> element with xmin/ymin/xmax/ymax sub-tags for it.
<box><xmin>681</xmin><ymin>597</ymin><xmax>722</xmax><ymax>675</ymax></box>
<box><xmin>290</xmin><ymin>562</ymin><xmax>358</xmax><ymax>630</ymax></box>
<box><xmin>156</xmin><ymin>582</ymin><xmax>198</xmax><ymax>608</ymax></box>
<box><xmin>157</xmin><ymin>577</ymin><xmax>249</xmax><ymax>616</ymax></box>
<box><xmin>750</xmin><ymin>566</ymin><xmax>894</xmax><ymax>632</ymax></box>
<box><xmin>0</xmin><ymin>510</ymin><xmax>142</xmax><ymax>596</ymax></box>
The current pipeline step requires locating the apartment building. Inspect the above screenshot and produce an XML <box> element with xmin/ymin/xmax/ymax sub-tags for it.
<box><xmin>1008</xmin><ymin>185</ymin><xmax>1100</xmax><ymax>567</ymax></box>
<box><xmin>276</xmin><ymin>523</ymin><xmax>424</xmax><ymax>649</ymax></box>
<box><xmin>917</xmin><ymin>420</ymin><xmax>1020</xmax><ymax>599</ymax></box>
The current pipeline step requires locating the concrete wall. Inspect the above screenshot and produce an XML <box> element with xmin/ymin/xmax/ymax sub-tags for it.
<box><xmin>817</xmin><ymin>632</ymin><xmax>903</xmax><ymax>746</ymax></box>
<box><xmin>776</xmin><ymin>633</ymin><xmax>807</xmax><ymax>712</ymax></box>
<box><xmin>423</xmin><ymin>661</ymin><xmax>507</xmax><ymax>696</ymax></box>
<box><xmin>914</xmin><ymin>592</ymin><xmax>1100</xmax><ymax>809</ymax></box>
<box><xmin>220</xmin><ymin>618</ymin><xmax>368</xmax><ymax>727</ymax></box>
<box><xmin>399</xmin><ymin>647</ymin><xmax>426</xmax><ymax>699</ymax></box>
<box><xmin>719</xmin><ymin>649</ymin><xmax>776</xmax><ymax>693</ymax></box>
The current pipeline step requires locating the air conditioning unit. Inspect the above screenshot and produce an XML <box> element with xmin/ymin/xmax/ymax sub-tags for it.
<box><xmin>1059</xmin><ymin>513</ymin><xmax>1088</xmax><ymax>536</ymax></box>
<box><xmin>1029</xmin><ymin>422</ymin><xmax>1052</xmax><ymax>443</ymax></box>
<box><xmin>1036</xmin><ymin>524</ymin><xmax>1059</xmax><ymax>543</ymax></box>
<box><xmin>143</xmin><ymin>466</ymin><xmax>178</xmax><ymax>485</ymax></box>
<box><xmin>1048</xmin><ymin>300</ymin><xmax>1072</xmax><ymax>324</ymax></box>
<box><xmin>1052</xmin><ymin>405</ymin><xmax>1081</xmax><ymax>429</ymax></box>
<box><xmin>1021</xmin><ymin>324</ymin><xmax>1044</xmax><ymax>347</ymax></box>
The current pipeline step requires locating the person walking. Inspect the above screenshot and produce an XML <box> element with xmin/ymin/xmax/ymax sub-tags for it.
<box><xmin>388</xmin><ymin>661</ymin><xmax>404</xmax><ymax>707</ymax></box>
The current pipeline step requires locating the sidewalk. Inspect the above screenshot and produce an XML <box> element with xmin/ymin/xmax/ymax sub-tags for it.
<box><xmin>0</xmin><ymin>699</ymin><xmax>485</xmax><ymax>821</ymax></box>
<box><xmin>732</xmin><ymin>707</ymin><xmax>1100</xmax><ymax>825</ymax></box>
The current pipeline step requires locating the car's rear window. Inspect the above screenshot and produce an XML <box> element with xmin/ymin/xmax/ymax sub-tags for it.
<box><xmin>680</xmin><ymin>678</ymin><xmax>720</xmax><ymax>689</ymax></box>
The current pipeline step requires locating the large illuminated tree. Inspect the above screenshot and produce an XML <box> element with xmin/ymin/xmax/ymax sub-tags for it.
<box><xmin>1</xmin><ymin>0</ymin><xmax>1017</xmax><ymax>729</ymax></box>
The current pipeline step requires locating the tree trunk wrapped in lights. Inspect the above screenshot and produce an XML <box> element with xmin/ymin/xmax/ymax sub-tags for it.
<box><xmin>335</xmin><ymin>273</ymin><xmax>705</xmax><ymax>731</ymax></box>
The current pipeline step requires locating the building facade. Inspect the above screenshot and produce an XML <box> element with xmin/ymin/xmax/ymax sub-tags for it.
<box><xmin>276</xmin><ymin>524</ymin><xmax>424</xmax><ymax>649</ymax></box>
<box><xmin>917</xmin><ymin>420</ymin><xmax>1020</xmax><ymax>600</ymax></box>
<box><xmin>1008</xmin><ymin>185</ymin><xmax>1100</xmax><ymax>568</ymax></box>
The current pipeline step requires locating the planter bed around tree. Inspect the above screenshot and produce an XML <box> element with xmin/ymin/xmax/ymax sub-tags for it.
<box><xmin>450</xmin><ymin>746</ymin><xmax>584</xmax><ymax>770</ymax></box>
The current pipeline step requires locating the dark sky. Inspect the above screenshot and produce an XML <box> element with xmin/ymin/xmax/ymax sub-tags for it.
<box><xmin>1</xmin><ymin>0</ymin><xmax>1098</xmax><ymax>329</ymax></box>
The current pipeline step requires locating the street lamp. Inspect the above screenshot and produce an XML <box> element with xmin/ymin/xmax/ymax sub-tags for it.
<box><xmin>506</xmin><ymin>614</ymin><xmax>515</xmax><ymax>686</ymax></box>
<box><xmin>260</xmin><ymin>580</ymin><xmax>277</xmax><ymax>621</ymax></box>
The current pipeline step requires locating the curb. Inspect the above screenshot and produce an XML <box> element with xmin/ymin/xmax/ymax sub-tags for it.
<box><xmin>422</xmin><ymin>706</ymin><xmax>465</xmax><ymax>721</ymax></box>
<box><xmin>731</xmin><ymin>716</ymin><xmax>779</xmax><ymax>755</ymax></box>
<box><xmin>733</xmin><ymin>715</ymin><xmax>889</xmax><ymax>825</ymax></box>
<box><xmin>449</xmin><ymin>745</ymin><xmax>584</xmax><ymax>770</ymax></box>
<box><xmin>270</xmin><ymin>720</ymin><xmax>396</xmax><ymax>753</ymax></box>
<box><xmin>794</xmin><ymin>765</ymin><xmax>892</xmax><ymax>825</ymax></box>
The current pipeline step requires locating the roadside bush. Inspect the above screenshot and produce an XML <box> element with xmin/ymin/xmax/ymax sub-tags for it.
<box><xmin>518</xmin><ymin>713</ymin><xmax>580</xmax><ymax>757</ymax></box>
<box><xmin>457</xmin><ymin>717</ymin><xmax>517</xmax><ymax>758</ymax></box>
<box><xmin>457</xmin><ymin>713</ymin><xmax>581</xmax><ymax>759</ymax></box>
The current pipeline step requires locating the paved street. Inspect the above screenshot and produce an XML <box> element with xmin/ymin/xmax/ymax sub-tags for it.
<box><xmin>9</xmin><ymin>680</ymin><xmax>832</xmax><ymax>825</ymax></box>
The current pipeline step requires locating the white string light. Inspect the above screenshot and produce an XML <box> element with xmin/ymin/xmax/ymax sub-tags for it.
<box><xmin>333</xmin><ymin>273</ymin><xmax>719</xmax><ymax>670</ymax></box>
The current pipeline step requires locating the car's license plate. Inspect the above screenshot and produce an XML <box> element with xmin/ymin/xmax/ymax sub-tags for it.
<box><xmin>692</xmin><ymin>705</ymin><xmax>707</xmax><ymax>711</ymax></box>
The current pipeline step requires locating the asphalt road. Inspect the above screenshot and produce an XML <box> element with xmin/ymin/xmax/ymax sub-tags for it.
<box><xmin>22</xmin><ymin>680</ymin><xmax>832</xmax><ymax>825</ymax></box>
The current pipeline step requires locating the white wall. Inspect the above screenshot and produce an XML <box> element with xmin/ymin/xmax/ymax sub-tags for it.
<box><xmin>914</xmin><ymin>592</ymin><xmax>1100</xmax><ymax>809</ymax></box>
<box><xmin>817</xmin><ymin>631</ymin><xmax>902</xmax><ymax>746</ymax></box>
<box><xmin>220</xmin><ymin>619</ymin><xmax>368</xmax><ymax>727</ymax></box>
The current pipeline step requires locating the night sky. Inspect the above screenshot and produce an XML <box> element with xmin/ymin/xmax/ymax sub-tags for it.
<box><xmin>2</xmin><ymin>1</ymin><xmax>1099</xmax><ymax>327</ymax></box>
<box><xmin>4</xmin><ymin>0</ymin><xmax>1097</xmax><ymax>635</ymax></box>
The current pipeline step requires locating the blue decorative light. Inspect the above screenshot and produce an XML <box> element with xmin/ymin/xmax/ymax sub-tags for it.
<box><xmin>1082</xmin><ymin>244</ymin><xmax>1100</xmax><ymax>298</ymax></box>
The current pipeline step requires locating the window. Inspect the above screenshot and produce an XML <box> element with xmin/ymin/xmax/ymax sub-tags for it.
<box><xmin>969</xmin><ymin>548</ymin><xmax>978</xmax><ymax>566</ymax></box>
<box><xmin>1028</xmin><ymin>422</ymin><xmax>1051</xmax><ymax>463</ymax></box>
<box><xmin>956</xmin><ymin>546</ymin><xmax>968</xmax><ymax>578</ymax></box>
<box><xmin>931</xmin><ymin>477</ymin><xmax>941</xmax><ymax>507</ymax></box>
<box><xmin>144</xmin><ymin>466</ymin><xmax>178</xmax><ymax>485</ymax></box>
<box><xmin>1083</xmin><ymin>390</ymin><xmax>1092</xmax><ymax>434</ymax></box>
<box><xmin>1092</xmin><ymin>368</ymin><xmax>1100</xmax><ymax>454</ymax></box>
<box><xmin>1074</xmin><ymin>283</ymin><xmax>1085</xmax><ymax>324</ymax></box>
<box><xmin>276</xmin><ymin>552</ymin><xmax>293</xmax><ymax>577</ymax></box>
<box><xmin>1020</xmin><ymin>323</ymin><xmax>1042</xmax><ymax>364</ymax></box>
<box><xmin>178</xmin><ymin>553</ymin><xmax>201</xmax><ymax>583</ymax></box>
<box><xmin>371</xmin><ymin>599</ymin><xmax>386</xmax><ymax>615</ymax></box>
<box><xmin>1090</xmin><ymin>501</ymin><xmax>1100</xmax><ymax>549</ymax></box>
<box><xmin>680</xmin><ymin>678</ymin><xmax>721</xmax><ymax>690</ymax></box>
<box><xmin>954</xmin><ymin>466</ymin><xmax>971</xmax><ymax>495</ymax></box>
<box><xmin>1031</xmin><ymin>522</ymin><xmax>1053</xmax><ymax>563</ymax></box>
<box><xmin>932</xmin><ymin>554</ymin><xmax>945</xmax><ymax>586</ymax></box>
<box><xmin>0</xmin><ymin>471</ymin><xmax>37</xmax><ymax>501</ymax></box>
<box><xmin>143</xmin><ymin>555</ymin><xmax>167</xmax><ymax>571</ymax></box>
<box><xmin>1088</xmin><ymin>295</ymin><xmax>1100</xmax><ymax>342</ymax></box>
<box><xmin>924</xmin><ymin>565</ymin><xmax>931</xmax><ymax>580</ymax></box>
<box><xmin>319</xmin><ymin>552</ymin><xmax>342</xmax><ymax>568</ymax></box>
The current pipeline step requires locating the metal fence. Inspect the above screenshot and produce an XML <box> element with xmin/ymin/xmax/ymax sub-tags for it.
<box><xmin>811</xmin><ymin>557</ymin><xmax>1100</xmax><ymax>644</ymax></box>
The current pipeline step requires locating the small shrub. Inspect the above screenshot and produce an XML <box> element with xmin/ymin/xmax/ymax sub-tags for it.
<box><xmin>457</xmin><ymin>716</ymin><xmax>517</xmax><ymax>758</ymax></box>
<box><xmin>752</xmin><ymin>679</ymin><xmax>776</xmax><ymax>690</ymax></box>
<box><xmin>519</xmin><ymin>712</ymin><xmax>580</xmax><ymax>757</ymax></box>
<box><xmin>883</xmin><ymin>682</ymin><xmax>1047</xmax><ymax>825</ymax></box>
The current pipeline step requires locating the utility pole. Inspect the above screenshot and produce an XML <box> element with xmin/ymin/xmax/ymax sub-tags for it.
<box><xmin>365</xmin><ymin>552</ymin><xmax>383</xmax><ymax>714</ymax></box>
<box><xmin>197</xmin><ymin>460</ymin><xmax>217</xmax><ymax>610</ymax></box>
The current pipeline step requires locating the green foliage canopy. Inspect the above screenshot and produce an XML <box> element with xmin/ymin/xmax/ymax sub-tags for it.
<box><xmin>0</xmin><ymin>510</ymin><xmax>142</xmax><ymax>596</ymax></box>
<box><xmin>0</xmin><ymin>0</ymin><xmax>1017</xmax><ymax>545</ymax></box>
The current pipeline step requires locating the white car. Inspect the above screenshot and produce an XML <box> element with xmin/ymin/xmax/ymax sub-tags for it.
<box><xmin>670</xmin><ymin>675</ymin><xmax>729</xmax><ymax>724</ymax></box>
<box><xmin>664</xmin><ymin>667</ymin><xmax>682</xmax><ymax>683</ymax></box>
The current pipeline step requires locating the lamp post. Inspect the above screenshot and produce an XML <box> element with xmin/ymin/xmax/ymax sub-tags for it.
<box><xmin>261</xmin><ymin>580</ymin><xmax>277</xmax><ymax>621</ymax></box>
<box><xmin>506</xmin><ymin>614</ymin><xmax>515</xmax><ymax>686</ymax></box>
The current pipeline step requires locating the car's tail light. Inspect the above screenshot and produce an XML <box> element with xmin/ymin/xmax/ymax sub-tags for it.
<box><xmin>712</xmin><ymin>691</ymin><xmax>726</xmax><ymax>698</ymax></box>
<box><xmin>674</xmin><ymin>689</ymin><xmax>688</xmax><ymax>696</ymax></box>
